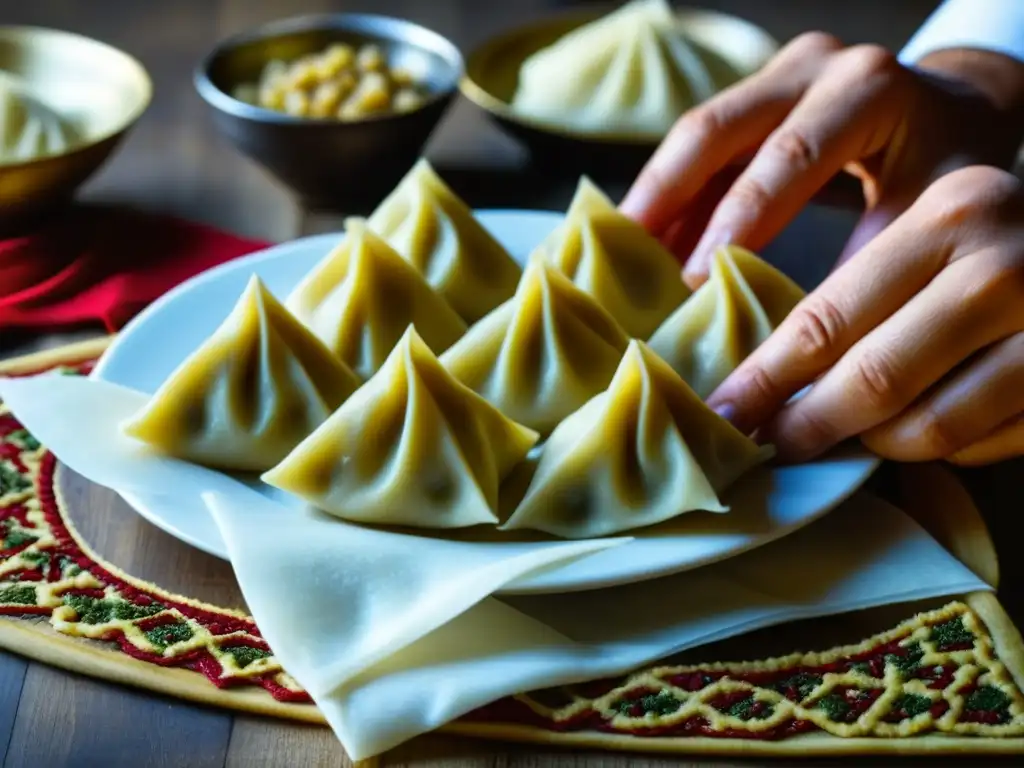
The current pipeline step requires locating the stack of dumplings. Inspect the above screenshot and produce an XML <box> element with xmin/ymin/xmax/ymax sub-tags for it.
<box><xmin>126</xmin><ymin>164</ymin><xmax>807</xmax><ymax>540</ymax></box>
<box><xmin>123</xmin><ymin>276</ymin><xmax>360</xmax><ymax>471</ymax></box>
<box><xmin>285</xmin><ymin>218</ymin><xmax>467</xmax><ymax>379</ymax></box>
<box><xmin>511</xmin><ymin>0</ymin><xmax>741</xmax><ymax>137</ymax></box>
<box><xmin>648</xmin><ymin>245</ymin><xmax>806</xmax><ymax>399</ymax></box>
<box><xmin>367</xmin><ymin>159</ymin><xmax>523</xmax><ymax>323</ymax></box>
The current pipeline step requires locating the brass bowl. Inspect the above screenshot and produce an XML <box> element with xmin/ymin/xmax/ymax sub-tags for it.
<box><xmin>461</xmin><ymin>8</ymin><xmax>779</xmax><ymax>183</ymax></box>
<box><xmin>0</xmin><ymin>26</ymin><xmax>151</xmax><ymax>222</ymax></box>
<box><xmin>195</xmin><ymin>14</ymin><xmax>463</xmax><ymax>212</ymax></box>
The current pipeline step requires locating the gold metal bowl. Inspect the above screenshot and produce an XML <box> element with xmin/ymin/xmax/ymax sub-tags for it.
<box><xmin>0</xmin><ymin>26</ymin><xmax>152</xmax><ymax>221</ymax></box>
<box><xmin>460</xmin><ymin>7</ymin><xmax>779</xmax><ymax>182</ymax></box>
<box><xmin>195</xmin><ymin>14</ymin><xmax>463</xmax><ymax>212</ymax></box>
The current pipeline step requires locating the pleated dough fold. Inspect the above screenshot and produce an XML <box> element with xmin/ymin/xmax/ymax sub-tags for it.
<box><xmin>367</xmin><ymin>159</ymin><xmax>522</xmax><ymax>324</ymax></box>
<box><xmin>122</xmin><ymin>275</ymin><xmax>361</xmax><ymax>471</ymax></box>
<box><xmin>647</xmin><ymin>245</ymin><xmax>805</xmax><ymax>399</ymax></box>
<box><xmin>535</xmin><ymin>177</ymin><xmax>690</xmax><ymax>338</ymax></box>
<box><xmin>512</xmin><ymin>0</ymin><xmax>738</xmax><ymax>137</ymax></box>
<box><xmin>502</xmin><ymin>340</ymin><xmax>768</xmax><ymax>539</ymax></box>
<box><xmin>441</xmin><ymin>257</ymin><xmax>629</xmax><ymax>435</ymax></box>
<box><xmin>286</xmin><ymin>218</ymin><xmax>467</xmax><ymax>379</ymax></box>
<box><xmin>263</xmin><ymin>326</ymin><xmax>540</xmax><ymax>529</ymax></box>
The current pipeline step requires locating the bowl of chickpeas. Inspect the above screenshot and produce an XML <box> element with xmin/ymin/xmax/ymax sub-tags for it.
<box><xmin>195</xmin><ymin>14</ymin><xmax>463</xmax><ymax>210</ymax></box>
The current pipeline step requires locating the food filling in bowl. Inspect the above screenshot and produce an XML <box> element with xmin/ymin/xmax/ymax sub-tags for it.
<box><xmin>232</xmin><ymin>41</ymin><xmax>429</xmax><ymax>120</ymax></box>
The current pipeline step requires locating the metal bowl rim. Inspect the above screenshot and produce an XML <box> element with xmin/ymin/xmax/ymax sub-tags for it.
<box><xmin>194</xmin><ymin>12</ymin><xmax>465</xmax><ymax>127</ymax></box>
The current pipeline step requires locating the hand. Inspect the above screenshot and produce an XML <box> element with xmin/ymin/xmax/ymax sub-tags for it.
<box><xmin>620</xmin><ymin>33</ymin><xmax>1024</xmax><ymax>288</ymax></box>
<box><xmin>706</xmin><ymin>165</ymin><xmax>1024</xmax><ymax>467</ymax></box>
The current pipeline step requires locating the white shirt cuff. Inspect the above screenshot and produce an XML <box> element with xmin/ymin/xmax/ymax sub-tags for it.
<box><xmin>899</xmin><ymin>0</ymin><xmax>1024</xmax><ymax>65</ymax></box>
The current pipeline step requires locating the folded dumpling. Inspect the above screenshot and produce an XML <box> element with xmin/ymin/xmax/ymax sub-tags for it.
<box><xmin>263</xmin><ymin>326</ymin><xmax>539</xmax><ymax>529</ymax></box>
<box><xmin>511</xmin><ymin>0</ymin><xmax>740</xmax><ymax>137</ymax></box>
<box><xmin>502</xmin><ymin>340</ymin><xmax>768</xmax><ymax>539</ymax></box>
<box><xmin>286</xmin><ymin>218</ymin><xmax>467</xmax><ymax>379</ymax></box>
<box><xmin>536</xmin><ymin>177</ymin><xmax>690</xmax><ymax>338</ymax></box>
<box><xmin>0</xmin><ymin>72</ymin><xmax>74</xmax><ymax>163</ymax></box>
<box><xmin>122</xmin><ymin>275</ymin><xmax>361</xmax><ymax>471</ymax></box>
<box><xmin>647</xmin><ymin>245</ymin><xmax>805</xmax><ymax>399</ymax></box>
<box><xmin>440</xmin><ymin>257</ymin><xmax>629</xmax><ymax>435</ymax></box>
<box><xmin>367</xmin><ymin>159</ymin><xmax>523</xmax><ymax>323</ymax></box>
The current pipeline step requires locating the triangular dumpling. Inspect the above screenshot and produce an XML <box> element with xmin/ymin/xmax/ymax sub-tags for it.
<box><xmin>122</xmin><ymin>275</ymin><xmax>361</xmax><ymax>471</ymax></box>
<box><xmin>501</xmin><ymin>340</ymin><xmax>768</xmax><ymax>539</ymax></box>
<box><xmin>264</xmin><ymin>326</ymin><xmax>539</xmax><ymax>529</ymax></box>
<box><xmin>440</xmin><ymin>257</ymin><xmax>630</xmax><ymax>435</ymax></box>
<box><xmin>535</xmin><ymin>177</ymin><xmax>690</xmax><ymax>338</ymax></box>
<box><xmin>367</xmin><ymin>159</ymin><xmax>523</xmax><ymax>323</ymax></box>
<box><xmin>286</xmin><ymin>218</ymin><xmax>467</xmax><ymax>379</ymax></box>
<box><xmin>647</xmin><ymin>245</ymin><xmax>805</xmax><ymax>399</ymax></box>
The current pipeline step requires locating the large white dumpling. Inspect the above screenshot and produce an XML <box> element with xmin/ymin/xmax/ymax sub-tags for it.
<box><xmin>0</xmin><ymin>72</ymin><xmax>73</xmax><ymax>163</ymax></box>
<box><xmin>511</xmin><ymin>0</ymin><xmax>739</xmax><ymax>137</ymax></box>
<box><xmin>502</xmin><ymin>340</ymin><xmax>769</xmax><ymax>539</ymax></box>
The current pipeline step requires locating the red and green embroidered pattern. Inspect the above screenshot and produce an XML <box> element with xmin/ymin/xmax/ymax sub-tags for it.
<box><xmin>0</xmin><ymin>360</ymin><xmax>309</xmax><ymax>704</ymax></box>
<box><xmin>464</xmin><ymin>603</ymin><xmax>1024</xmax><ymax>739</ymax></box>
<box><xmin>1</xmin><ymin>357</ymin><xmax>1023</xmax><ymax>741</ymax></box>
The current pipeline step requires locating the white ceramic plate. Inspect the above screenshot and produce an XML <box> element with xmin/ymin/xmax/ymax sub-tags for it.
<box><xmin>93</xmin><ymin>210</ymin><xmax>880</xmax><ymax>594</ymax></box>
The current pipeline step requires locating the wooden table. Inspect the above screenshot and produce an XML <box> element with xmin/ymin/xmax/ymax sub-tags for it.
<box><xmin>8</xmin><ymin>1</ymin><xmax>1022</xmax><ymax>766</ymax></box>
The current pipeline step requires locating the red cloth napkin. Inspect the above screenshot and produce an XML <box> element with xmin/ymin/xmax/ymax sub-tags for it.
<box><xmin>0</xmin><ymin>206</ymin><xmax>271</xmax><ymax>333</ymax></box>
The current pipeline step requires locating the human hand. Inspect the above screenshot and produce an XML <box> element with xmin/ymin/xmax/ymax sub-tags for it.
<box><xmin>705</xmin><ymin>165</ymin><xmax>1024</xmax><ymax>467</ymax></box>
<box><xmin>620</xmin><ymin>33</ymin><xmax>1024</xmax><ymax>288</ymax></box>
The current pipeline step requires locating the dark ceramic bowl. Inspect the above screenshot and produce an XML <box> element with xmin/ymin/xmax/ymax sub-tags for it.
<box><xmin>460</xmin><ymin>7</ymin><xmax>778</xmax><ymax>184</ymax></box>
<box><xmin>195</xmin><ymin>14</ymin><xmax>463</xmax><ymax>212</ymax></box>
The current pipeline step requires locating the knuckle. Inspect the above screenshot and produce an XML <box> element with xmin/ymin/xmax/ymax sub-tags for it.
<box><xmin>766</xmin><ymin>128</ymin><xmax>819</xmax><ymax>172</ymax></box>
<box><xmin>785</xmin><ymin>31</ymin><xmax>845</xmax><ymax>59</ymax></box>
<box><xmin>673</xmin><ymin>104</ymin><xmax>721</xmax><ymax>146</ymax></box>
<box><xmin>920</xmin><ymin>166</ymin><xmax>1023</xmax><ymax>227</ymax></box>
<box><xmin>850</xmin><ymin>348</ymin><xmax>904</xmax><ymax>411</ymax></box>
<box><xmin>787</xmin><ymin>296</ymin><xmax>848</xmax><ymax>362</ymax></box>
<box><xmin>840</xmin><ymin>44</ymin><xmax>900</xmax><ymax>79</ymax></box>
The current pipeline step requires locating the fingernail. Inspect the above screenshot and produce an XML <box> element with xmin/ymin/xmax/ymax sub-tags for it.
<box><xmin>618</xmin><ymin>187</ymin><xmax>652</xmax><ymax>220</ymax></box>
<box><xmin>712</xmin><ymin>402</ymin><xmax>736</xmax><ymax>423</ymax></box>
<box><xmin>684</xmin><ymin>228</ymin><xmax>730</xmax><ymax>286</ymax></box>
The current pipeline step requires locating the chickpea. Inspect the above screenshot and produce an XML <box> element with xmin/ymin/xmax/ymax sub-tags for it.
<box><xmin>356</xmin><ymin>44</ymin><xmax>386</xmax><ymax>72</ymax></box>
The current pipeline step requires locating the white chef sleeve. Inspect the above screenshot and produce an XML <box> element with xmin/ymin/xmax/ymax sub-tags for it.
<box><xmin>900</xmin><ymin>0</ymin><xmax>1024</xmax><ymax>65</ymax></box>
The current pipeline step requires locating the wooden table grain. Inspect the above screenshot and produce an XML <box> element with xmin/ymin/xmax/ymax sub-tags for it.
<box><xmin>9</xmin><ymin>1</ymin><xmax>1022</xmax><ymax>766</ymax></box>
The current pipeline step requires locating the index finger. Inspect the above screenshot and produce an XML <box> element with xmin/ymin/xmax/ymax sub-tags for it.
<box><xmin>619</xmin><ymin>32</ymin><xmax>842</xmax><ymax>237</ymax></box>
<box><xmin>704</xmin><ymin>201</ymin><xmax>953</xmax><ymax>436</ymax></box>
